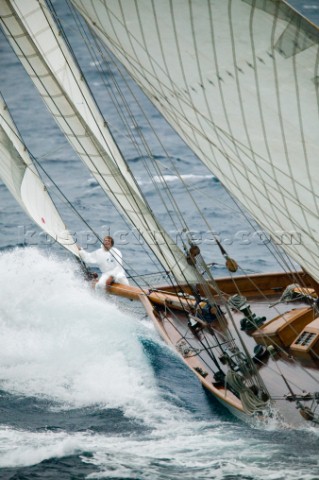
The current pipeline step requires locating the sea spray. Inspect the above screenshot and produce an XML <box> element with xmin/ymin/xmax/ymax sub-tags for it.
<box><xmin>0</xmin><ymin>248</ymin><xmax>162</xmax><ymax>419</ymax></box>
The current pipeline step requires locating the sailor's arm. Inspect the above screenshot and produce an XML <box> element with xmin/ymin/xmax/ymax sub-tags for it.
<box><xmin>78</xmin><ymin>247</ymin><xmax>98</xmax><ymax>265</ymax></box>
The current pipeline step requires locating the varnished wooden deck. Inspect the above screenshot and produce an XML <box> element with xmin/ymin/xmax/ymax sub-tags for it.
<box><xmin>109</xmin><ymin>271</ymin><xmax>319</xmax><ymax>427</ymax></box>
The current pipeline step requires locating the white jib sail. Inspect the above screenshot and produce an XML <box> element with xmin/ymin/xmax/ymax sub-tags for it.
<box><xmin>0</xmin><ymin>0</ymin><xmax>198</xmax><ymax>283</ymax></box>
<box><xmin>70</xmin><ymin>0</ymin><xmax>319</xmax><ymax>283</ymax></box>
<box><xmin>0</xmin><ymin>94</ymin><xmax>78</xmax><ymax>255</ymax></box>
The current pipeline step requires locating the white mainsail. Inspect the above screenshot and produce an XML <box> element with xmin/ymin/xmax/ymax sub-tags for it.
<box><xmin>0</xmin><ymin>0</ymin><xmax>198</xmax><ymax>283</ymax></box>
<box><xmin>70</xmin><ymin>0</ymin><xmax>319</xmax><ymax>282</ymax></box>
<box><xmin>0</xmin><ymin>93</ymin><xmax>78</xmax><ymax>255</ymax></box>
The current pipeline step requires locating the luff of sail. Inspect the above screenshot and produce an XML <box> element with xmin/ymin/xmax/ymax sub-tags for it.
<box><xmin>0</xmin><ymin>0</ymin><xmax>198</xmax><ymax>284</ymax></box>
<box><xmin>70</xmin><ymin>0</ymin><xmax>319</xmax><ymax>282</ymax></box>
<box><xmin>0</xmin><ymin>94</ymin><xmax>78</xmax><ymax>255</ymax></box>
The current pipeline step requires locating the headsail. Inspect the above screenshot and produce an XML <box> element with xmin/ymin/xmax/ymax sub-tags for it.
<box><xmin>0</xmin><ymin>93</ymin><xmax>78</xmax><ymax>255</ymax></box>
<box><xmin>0</xmin><ymin>0</ymin><xmax>198</xmax><ymax>283</ymax></box>
<box><xmin>70</xmin><ymin>0</ymin><xmax>319</xmax><ymax>282</ymax></box>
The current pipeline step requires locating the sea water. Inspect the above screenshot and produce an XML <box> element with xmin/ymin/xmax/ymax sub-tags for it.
<box><xmin>0</xmin><ymin>249</ymin><xmax>318</xmax><ymax>479</ymax></box>
<box><xmin>0</xmin><ymin>1</ymin><xmax>319</xmax><ymax>479</ymax></box>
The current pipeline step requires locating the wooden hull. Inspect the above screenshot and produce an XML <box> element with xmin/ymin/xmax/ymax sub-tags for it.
<box><xmin>109</xmin><ymin>271</ymin><xmax>319</xmax><ymax>428</ymax></box>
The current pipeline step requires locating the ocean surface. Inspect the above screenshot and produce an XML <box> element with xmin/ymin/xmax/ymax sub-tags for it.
<box><xmin>0</xmin><ymin>1</ymin><xmax>319</xmax><ymax>479</ymax></box>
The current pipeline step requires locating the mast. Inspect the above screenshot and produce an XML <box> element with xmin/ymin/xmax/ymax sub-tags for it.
<box><xmin>0</xmin><ymin>0</ymin><xmax>198</xmax><ymax>284</ymax></box>
<box><xmin>0</xmin><ymin>93</ymin><xmax>78</xmax><ymax>256</ymax></box>
<box><xmin>70</xmin><ymin>0</ymin><xmax>319</xmax><ymax>283</ymax></box>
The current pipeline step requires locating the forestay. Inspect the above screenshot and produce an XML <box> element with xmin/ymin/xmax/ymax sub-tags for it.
<box><xmin>0</xmin><ymin>94</ymin><xmax>78</xmax><ymax>254</ymax></box>
<box><xmin>0</xmin><ymin>0</ymin><xmax>198</xmax><ymax>284</ymax></box>
<box><xmin>71</xmin><ymin>0</ymin><xmax>319</xmax><ymax>282</ymax></box>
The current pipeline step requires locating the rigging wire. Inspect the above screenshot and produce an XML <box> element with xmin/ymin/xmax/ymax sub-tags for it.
<box><xmin>66</xmin><ymin>0</ymin><xmax>310</xmax><ymax>293</ymax></box>
<box><xmin>13</xmin><ymin>0</ymin><xmax>194</xmax><ymax>292</ymax></box>
<box><xmin>7</xmin><ymin>0</ymin><xmax>319</xmax><ymax>404</ymax></box>
<box><xmin>61</xmin><ymin>0</ymin><xmax>230</xmax><ymax>267</ymax></box>
<box><xmin>91</xmin><ymin>32</ymin><xmax>236</xmax><ymax>263</ymax></box>
<box><xmin>55</xmin><ymin>0</ymin><xmax>318</xmax><ymax>394</ymax></box>
<box><xmin>61</xmin><ymin>0</ymin><xmax>304</xmax><ymax>300</ymax></box>
<box><xmin>32</xmin><ymin>155</ymin><xmax>169</xmax><ymax>289</ymax></box>
<box><xmin>0</xmin><ymin>75</ymin><xmax>157</xmax><ymax>285</ymax></box>
<box><xmin>49</xmin><ymin>0</ymin><xmax>212</xmax><ymax>307</ymax></box>
<box><xmin>67</xmin><ymin>3</ymin><xmax>190</xmax><ymax>240</ymax></box>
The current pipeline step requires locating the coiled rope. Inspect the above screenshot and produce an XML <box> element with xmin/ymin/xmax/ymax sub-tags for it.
<box><xmin>225</xmin><ymin>370</ymin><xmax>270</xmax><ymax>415</ymax></box>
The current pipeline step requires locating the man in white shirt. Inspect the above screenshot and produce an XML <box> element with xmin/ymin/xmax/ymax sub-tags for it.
<box><xmin>79</xmin><ymin>236</ymin><xmax>129</xmax><ymax>290</ymax></box>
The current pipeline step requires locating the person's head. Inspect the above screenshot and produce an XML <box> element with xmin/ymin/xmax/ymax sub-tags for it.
<box><xmin>103</xmin><ymin>236</ymin><xmax>114</xmax><ymax>251</ymax></box>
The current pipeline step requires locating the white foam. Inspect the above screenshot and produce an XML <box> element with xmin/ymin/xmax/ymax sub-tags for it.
<box><xmin>0</xmin><ymin>421</ymin><xmax>317</xmax><ymax>478</ymax></box>
<box><xmin>83</xmin><ymin>423</ymin><xmax>319</xmax><ymax>480</ymax></box>
<box><xmin>153</xmin><ymin>174</ymin><xmax>214</xmax><ymax>184</ymax></box>
<box><xmin>0</xmin><ymin>426</ymin><xmax>87</xmax><ymax>468</ymax></box>
<box><xmin>137</xmin><ymin>173</ymin><xmax>215</xmax><ymax>186</ymax></box>
<box><xmin>0</xmin><ymin>248</ymin><xmax>164</xmax><ymax>421</ymax></box>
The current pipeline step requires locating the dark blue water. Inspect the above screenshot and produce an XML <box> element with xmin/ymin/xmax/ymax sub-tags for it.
<box><xmin>0</xmin><ymin>1</ymin><xmax>319</xmax><ymax>479</ymax></box>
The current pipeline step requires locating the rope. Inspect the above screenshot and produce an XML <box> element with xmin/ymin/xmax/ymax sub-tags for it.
<box><xmin>225</xmin><ymin>370</ymin><xmax>270</xmax><ymax>415</ymax></box>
